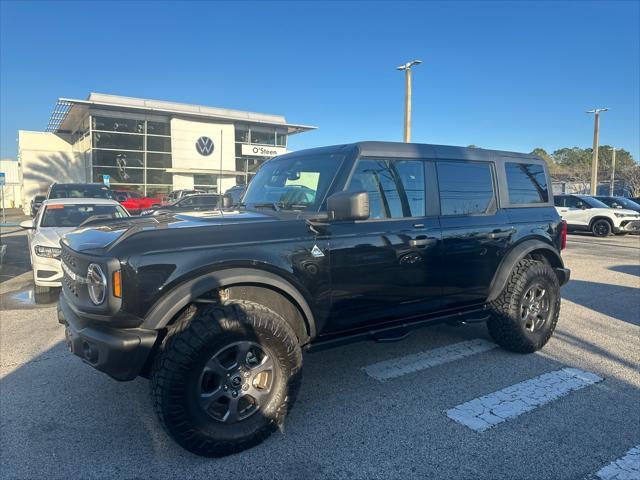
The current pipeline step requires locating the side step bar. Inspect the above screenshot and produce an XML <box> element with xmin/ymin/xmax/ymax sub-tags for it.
<box><xmin>306</xmin><ymin>307</ymin><xmax>491</xmax><ymax>352</ymax></box>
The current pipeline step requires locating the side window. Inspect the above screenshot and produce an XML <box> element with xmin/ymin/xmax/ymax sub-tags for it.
<box><xmin>564</xmin><ymin>196</ymin><xmax>586</xmax><ymax>209</ymax></box>
<box><xmin>505</xmin><ymin>162</ymin><xmax>549</xmax><ymax>204</ymax></box>
<box><xmin>437</xmin><ymin>161</ymin><xmax>495</xmax><ymax>216</ymax></box>
<box><xmin>180</xmin><ymin>197</ymin><xmax>195</xmax><ymax>206</ymax></box>
<box><xmin>553</xmin><ymin>196</ymin><xmax>565</xmax><ymax>207</ymax></box>
<box><xmin>347</xmin><ymin>158</ymin><xmax>426</xmax><ymax>219</ymax></box>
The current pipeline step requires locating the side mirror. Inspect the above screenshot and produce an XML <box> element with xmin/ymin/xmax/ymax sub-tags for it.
<box><xmin>222</xmin><ymin>194</ymin><xmax>233</xmax><ymax>208</ymax></box>
<box><xmin>327</xmin><ymin>191</ymin><xmax>369</xmax><ymax>221</ymax></box>
<box><xmin>20</xmin><ymin>220</ymin><xmax>35</xmax><ymax>229</ymax></box>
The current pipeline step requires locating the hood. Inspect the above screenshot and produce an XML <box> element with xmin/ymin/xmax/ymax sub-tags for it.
<box><xmin>588</xmin><ymin>207</ymin><xmax>639</xmax><ymax>217</ymax></box>
<box><xmin>611</xmin><ymin>208</ymin><xmax>640</xmax><ymax>217</ymax></box>
<box><xmin>61</xmin><ymin>209</ymin><xmax>279</xmax><ymax>252</ymax></box>
<box><xmin>33</xmin><ymin>226</ymin><xmax>76</xmax><ymax>248</ymax></box>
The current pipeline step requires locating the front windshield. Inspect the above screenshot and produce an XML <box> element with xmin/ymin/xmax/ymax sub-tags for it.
<box><xmin>243</xmin><ymin>153</ymin><xmax>345</xmax><ymax>211</ymax></box>
<box><xmin>615</xmin><ymin>197</ymin><xmax>640</xmax><ymax>209</ymax></box>
<box><xmin>582</xmin><ymin>196</ymin><xmax>610</xmax><ymax>209</ymax></box>
<box><xmin>41</xmin><ymin>204</ymin><xmax>127</xmax><ymax>227</ymax></box>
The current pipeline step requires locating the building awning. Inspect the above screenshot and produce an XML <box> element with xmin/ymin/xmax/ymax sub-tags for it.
<box><xmin>46</xmin><ymin>93</ymin><xmax>317</xmax><ymax>135</ymax></box>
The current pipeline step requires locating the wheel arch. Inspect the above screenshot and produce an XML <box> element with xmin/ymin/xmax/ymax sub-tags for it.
<box><xmin>141</xmin><ymin>268</ymin><xmax>316</xmax><ymax>343</ymax></box>
<box><xmin>487</xmin><ymin>239</ymin><xmax>564</xmax><ymax>302</ymax></box>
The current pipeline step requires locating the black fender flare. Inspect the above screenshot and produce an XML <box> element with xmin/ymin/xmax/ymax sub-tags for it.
<box><xmin>486</xmin><ymin>239</ymin><xmax>565</xmax><ymax>302</ymax></box>
<box><xmin>141</xmin><ymin>267</ymin><xmax>316</xmax><ymax>337</ymax></box>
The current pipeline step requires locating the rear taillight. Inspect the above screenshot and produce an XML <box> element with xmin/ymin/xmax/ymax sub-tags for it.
<box><xmin>560</xmin><ymin>220</ymin><xmax>567</xmax><ymax>251</ymax></box>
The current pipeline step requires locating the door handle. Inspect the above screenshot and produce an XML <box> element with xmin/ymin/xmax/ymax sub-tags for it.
<box><xmin>409</xmin><ymin>237</ymin><xmax>437</xmax><ymax>247</ymax></box>
<box><xmin>487</xmin><ymin>228</ymin><xmax>515</xmax><ymax>239</ymax></box>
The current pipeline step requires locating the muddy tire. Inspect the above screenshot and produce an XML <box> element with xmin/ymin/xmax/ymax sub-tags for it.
<box><xmin>150</xmin><ymin>300</ymin><xmax>302</xmax><ymax>457</ymax></box>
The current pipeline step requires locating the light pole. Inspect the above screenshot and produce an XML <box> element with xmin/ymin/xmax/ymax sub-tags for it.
<box><xmin>397</xmin><ymin>59</ymin><xmax>422</xmax><ymax>142</ymax></box>
<box><xmin>586</xmin><ymin>108</ymin><xmax>608</xmax><ymax>195</ymax></box>
<box><xmin>610</xmin><ymin>146</ymin><xmax>617</xmax><ymax>196</ymax></box>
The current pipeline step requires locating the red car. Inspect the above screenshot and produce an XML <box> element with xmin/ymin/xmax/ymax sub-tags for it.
<box><xmin>113</xmin><ymin>190</ymin><xmax>162</xmax><ymax>215</ymax></box>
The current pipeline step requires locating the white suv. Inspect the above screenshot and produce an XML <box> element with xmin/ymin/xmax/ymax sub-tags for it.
<box><xmin>554</xmin><ymin>194</ymin><xmax>640</xmax><ymax>237</ymax></box>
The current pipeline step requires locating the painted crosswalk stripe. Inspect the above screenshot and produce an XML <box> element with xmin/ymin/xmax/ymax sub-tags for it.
<box><xmin>362</xmin><ymin>338</ymin><xmax>497</xmax><ymax>381</ymax></box>
<box><xmin>594</xmin><ymin>445</ymin><xmax>640</xmax><ymax>480</ymax></box>
<box><xmin>446</xmin><ymin>368</ymin><xmax>603</xmax><ymax>432</ymax></box>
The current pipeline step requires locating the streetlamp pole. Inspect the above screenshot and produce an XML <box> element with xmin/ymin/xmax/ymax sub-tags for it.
<box><xmin>610</xmin><ymin>147</ymin><xmax>616</xmax><ymax>196</ymax></box>
<box><xmin>586</xmin><ymin>108</ymin><xmax>608</xmax><ymax>195</ymax></box>
<box><xmin>397</xmin><ymin>59</ymin><xmax>422</xmax><ymax>143</ymax></box>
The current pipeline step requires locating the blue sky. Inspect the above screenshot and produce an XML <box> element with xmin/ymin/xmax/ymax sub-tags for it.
<box><xmin>1</xmin><ymin>1</ymin><xmax>638</xmax><ymax>160</ymax></box>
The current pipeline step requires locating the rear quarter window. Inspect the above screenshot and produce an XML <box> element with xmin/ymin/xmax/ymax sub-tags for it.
<box><xmin>505</xmin><ymin>162</ymin><xmax>549</xmax><ymax>205</ymax></box>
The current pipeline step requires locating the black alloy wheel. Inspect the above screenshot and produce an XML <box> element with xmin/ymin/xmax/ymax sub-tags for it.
<box><xmin>592</xmin><ymin>219</ymin><xmax>612</xmax><ymax>237</ymax></box>
<box><xmin>198</xmin><ymin>341</ymin><xmax>278</xmax><ymax>424</ymax></box>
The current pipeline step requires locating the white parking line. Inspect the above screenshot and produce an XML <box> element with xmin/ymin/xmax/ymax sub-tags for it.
<box><xmin>594</xmin><ymin>445</ymin><xmax>640</xmax><ymax>480</ymax></box>
<box><xmin>362</xmin><ymin>338</ymin><xmax>497</xmax><ymax>381</ymax></box>
<box><xmin>446</xmin><ymin>368</ymin><xmax>603</xmax><ymax>432</ymax></box>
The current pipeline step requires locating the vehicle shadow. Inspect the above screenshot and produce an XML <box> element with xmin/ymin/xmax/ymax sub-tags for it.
<box><xmin>0</xmin><ymin>227</ymin><xmax>31</xmax><ymax>284</ymax></box>
<box><xmin>561</xmin><ymin>279</ymin><xmax>639</xmax><ymax>326</ymax></box>
<box><xmin>608</xmin><ymin>264</ymin><xmax>640</xmax><ymax>277</ymax></box>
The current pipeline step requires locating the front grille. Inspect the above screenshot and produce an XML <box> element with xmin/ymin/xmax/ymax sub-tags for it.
<box><xmin>63</xmin><ymin>271</ymin><xmax>78</xmax><ymax>297</ymax></box>
<box><xmin>61</xmin><ymin>248</ymin><xmax>78</xmax><ymax>269</ymax></box>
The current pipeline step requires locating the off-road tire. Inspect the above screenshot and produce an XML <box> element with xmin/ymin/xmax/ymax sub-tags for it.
<box><xmin>150</xmin><ymin>300</ymin><xmax>303</xmax><ymax>457</ymax></box>
<box><xmin>591</xmin><ymin>219</ymin><xmax>612</xmax><ymax>237</ymax></box>
<box><xmin>488</xmin><ymin>258</ymin><xmax>560</xmax><ymax>353</ymax></box>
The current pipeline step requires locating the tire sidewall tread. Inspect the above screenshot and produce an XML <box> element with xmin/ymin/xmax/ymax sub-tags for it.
<box><xmin>488</xmin><ymin>258</ymin><xmax>561</xmax><ymax>353</ymax></box>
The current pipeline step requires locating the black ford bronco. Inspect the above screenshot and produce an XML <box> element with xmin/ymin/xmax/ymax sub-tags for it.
<box><xmin>58</xmin><ymin>142</ymin><xmax>569</xmax><ymax>456</ymax></box>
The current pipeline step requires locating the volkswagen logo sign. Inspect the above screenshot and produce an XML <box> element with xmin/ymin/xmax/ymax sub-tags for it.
<box><xmin>195</xmin><ymin>136</ymin><xmax>214</xmax><ymax>156</ymax></box>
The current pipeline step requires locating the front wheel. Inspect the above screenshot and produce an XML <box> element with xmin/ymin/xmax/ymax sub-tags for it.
<box><xmin>488</xmin><ymin>259</ymin><xmax>560</xmax><ymax>353</ymax></box>
<box><xmin>591</xmin><ymin>219</ymin><xmax>612</xmax><ymax>237</ymax></box>
<box><xmin>150</xmin><ymin>300</ymin><xmax>302</xmax><ymax>457</ymax></box>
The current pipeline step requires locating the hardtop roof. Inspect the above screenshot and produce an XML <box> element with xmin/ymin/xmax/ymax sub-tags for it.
<box><xmin>281</xmin><ymin>141</ymin><xmax>542</xmax><ymax>162</ymax></box>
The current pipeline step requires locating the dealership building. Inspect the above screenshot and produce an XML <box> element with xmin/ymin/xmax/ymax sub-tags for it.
<box><xmin>18</xmin><ymin>92</ymin><xmax>316</xmax><ymax>208</ymax></box>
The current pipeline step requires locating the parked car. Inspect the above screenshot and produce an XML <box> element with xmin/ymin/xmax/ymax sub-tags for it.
<box><xmin>30</xmin><ymin>195</ymin><xmax>46</xmax><ymax>216</ymax></box>
<box><xmin>554</xmin><ymin>194</ymin><xmax>640</xmax><ymax>236</ymax></box>
<box><xmin>20</xmin><ymin>199</ymin><xmax>129</xmax><ymax>294</ymax></box>
<box><xmin>140</xmin><ymin>193</ymin><xmax>222</xmax><ymax>216</ymax></box>
<box><xmin>113</xmin><ymin>190</ymin><xmax>162</xmax><ymax>215</ymax></box>
<box><xmin>163</xmin><ymin>189</ymin><xmax>205</xmax><ymax>205</ymax></box>
<box><xmin>47</xmin><ymin>183</ymin><xmax>115</xmax><ymax>200</ymax></box>
<box><xmin>58</xmin><ymin>141</ymin><xmax>569</xmax><ymax>457</ymax></box>
<box><xmin>224</xmin><ymin>185</ymin><xmax>247</xmax><ymax>206</ymax></box>
<box><xmin>594</xmin><ymin>196</ymin><xmax>640</xmax><ymax>213</ymax></box>
<box><xmin>631</xmin><ymin>197</ymin><xmax>640</xmax><ymax>205</ymax></box>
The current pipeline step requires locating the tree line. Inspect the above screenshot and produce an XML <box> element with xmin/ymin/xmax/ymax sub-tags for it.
<box><xmin>529</xmin><ymin>146</ymin><xmax>640</xmax><ymax>196</ymax></box>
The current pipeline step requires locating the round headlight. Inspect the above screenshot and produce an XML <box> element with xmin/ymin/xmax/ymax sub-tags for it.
<box><xmin>87</xmin><ymin>263</ymin><xmax>107</xmax><ymax>305</ymax></box>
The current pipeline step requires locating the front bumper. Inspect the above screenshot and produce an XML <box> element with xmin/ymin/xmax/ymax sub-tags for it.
<box><xmin>58</xmin><ymin>293</ymin><xmax>158</xmax><ymax>381</ymax></box>
<box><xmin>32</xmin><ymin>255</ymin><xmax>62</xmax><ymax>287</ymax></box>
<box><xmin>615</xmin><ymin>220</ymin><xmax>640</xmax><ymax>233</ymax></box>
<box><xmin>555</xmin><ymin>267</ymin><xmax>571</xmax><ymax>286</ymax></box>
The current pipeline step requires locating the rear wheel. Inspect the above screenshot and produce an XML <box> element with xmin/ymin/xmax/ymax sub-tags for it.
<box><xmin>488</xmin><ymin>259</ymin><xmax>560</xmax><ymax>353</ymax></box>
<box><xmin>150</xmin><ymin>300</ymin><xmax>302</xmax><ymax>457</ymax></box>
<box><xmin>591</xmin><ymin>219</ymin><xmax>612</xmax><ymax>237</ymax></box>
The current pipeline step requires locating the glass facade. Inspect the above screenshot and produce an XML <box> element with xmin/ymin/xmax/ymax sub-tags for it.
<box><xmin>91</xmin><ymin>115</ymin><xmax>172</xmax><ymax>197</ymax></box>
<box><xmin>234</xmin><ymin>125</ymin><xmax>288</xmax><ymax>185</ymax></box>
<box><xmin>89</xmin><ymin>114</ymin><xmax>289</xmax><ymax>195</ymax></box>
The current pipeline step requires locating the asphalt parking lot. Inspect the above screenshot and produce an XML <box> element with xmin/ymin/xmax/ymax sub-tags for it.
<box><xmin>1</xmin><ymin>227</ymin><xmax>638</xmax><ymax>479</ymax></box>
